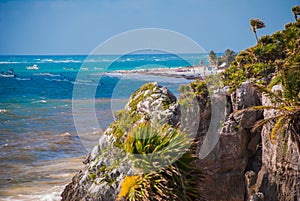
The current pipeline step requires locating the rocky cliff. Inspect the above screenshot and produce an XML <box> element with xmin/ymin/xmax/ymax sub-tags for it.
<box><xmin>61</xmin><ymin>81</ymin><xmax>299</xmax><ymax>201</ymax></box>
<box><xmin>244</xmin><ymin>91</ymin><xmax>300</xmax><ymax>201</ymax></box>
<box><xmin>193</xmin><ymin>81</ymin><xmax>299</xmax><ymax>201</ymax></box>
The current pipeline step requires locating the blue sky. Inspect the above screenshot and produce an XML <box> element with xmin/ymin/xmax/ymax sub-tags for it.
<box><xmin>0</xmin><ymin>0</ymin><xmax>298</xmax><ymax>55</ymax></box>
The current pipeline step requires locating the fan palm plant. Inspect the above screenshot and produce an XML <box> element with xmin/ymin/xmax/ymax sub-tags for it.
<box><xmin>118</xmin><ymin>123</ymin><xmax>204</xmax><ymax>201</ymax></box>
<box><xmin>240</xmin><ymin>81</ymin><xmax>300</xmax><ymax>156</ymax></box>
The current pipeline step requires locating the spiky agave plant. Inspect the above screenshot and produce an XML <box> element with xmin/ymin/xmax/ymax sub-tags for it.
<box><xmin>118</xmin><ymin>123</ymin><xmax>204</xmax><ymax>201</ymax></box>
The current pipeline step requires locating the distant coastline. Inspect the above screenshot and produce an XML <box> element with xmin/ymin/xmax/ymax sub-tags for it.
<box><xmin>104</xmin><ymin>65</ymin><xmax>222</xmax><ymax>80</ymax></box>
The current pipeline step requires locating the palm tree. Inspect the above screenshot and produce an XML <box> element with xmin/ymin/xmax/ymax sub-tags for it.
<box><xmin>250</xmin><ymin>18</ymin><xmax>265</xmax><ymax>42</ymax></box>
<box><xmin>292</xmin><ymin>5</ymin><xmax>300</xmax><ymax>21</ymax></box>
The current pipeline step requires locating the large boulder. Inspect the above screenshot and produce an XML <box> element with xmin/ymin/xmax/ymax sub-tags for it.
<box><xmin>61</xmin><ymin>82</ymin><xmax>181</xmax><ymax>201</ymax></box>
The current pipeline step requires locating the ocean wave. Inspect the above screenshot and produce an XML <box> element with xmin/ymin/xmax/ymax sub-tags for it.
<box><xmin>85</xmin><ymin>58</ymin><xmax>115</xmax><ymax>63</ymax></box>
<box><xmin>0</xmin><ymin>61</ymin><xmax>24</xmax><ymax>64</ymax></box>
<box><xmin>44</xmin><ymin>78</ymin><xmax>70</xmax><ymax>82</ymax></box>
<box><xmin>71</xmin><ymin>81</ymin><xmax>99</xmax><ymax>86</ymax></box>
<box><xmin>0</xmin><ymin>59</ymin><xmax>82</xmax><ymax>64</ymax></box>
<box><xmin>34</xmin><ymin>73</ymin><xmax>61</xmax><ymax>77</ymax></box>
<box><xmin>16</xmin><ymin>77</ymin><xmax>32</xmax><ymax>81</ymax></box>
<box><xmin>1</xmin><ymin>186</ymin><xmax>62</xmax><ymax>201</ymax></box>
<box><xmin>40</xmin><ymin>59</ymin><xmax>82</xmax><ymax>63</ymax></box>
<box><xmin>40</xmin><ymin>59</ymin><xmax>54</xmax><ymax>62</ymax></box>
<box><xmin>31</xmin><ymin>100</ymin><xmax>47</xmax><ymax>104</ymax></box>
<box><xmin>94</xmin><ymin>67</ymin><xmax>104</xmax><ymax>70</ymax></box>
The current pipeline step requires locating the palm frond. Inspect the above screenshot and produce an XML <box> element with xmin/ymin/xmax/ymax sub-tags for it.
<box><xmin>251</xmin><ymin>114</ymin><xmax>284</xmax><ymax>133</ymax></box>
<box><xmin>270</xmin><ymin>117</ymin><xmax>285</xmax><ymax>144</ymax></box>
<box><xmin>234</xmin><ymin>105</ymin><xmax>279</xmax><ymax>116</ymax></box>
<box><xmin>248</xmin><ymin>105</ymin><xmax>279</xmax><ymax>111</ymax></box>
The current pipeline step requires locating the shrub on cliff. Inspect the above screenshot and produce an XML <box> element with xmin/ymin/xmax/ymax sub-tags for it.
<box><xmin>118</xmin><ymin>123</ymin><xmax>203</xmax><ymax>201</ymax></box>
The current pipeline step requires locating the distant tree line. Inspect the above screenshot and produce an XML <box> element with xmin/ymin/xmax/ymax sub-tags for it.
<box><xmin>208</xmin><ymin>49</ymin><xmax>237</xmax><ymax>68</ymax></box>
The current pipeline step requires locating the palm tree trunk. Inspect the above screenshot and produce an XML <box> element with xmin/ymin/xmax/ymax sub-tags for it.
<box><xmin>295</xmin><ymin>14</ymin><xmax>298</xmax><ymax>21</ymax></box>
<box><xmin>253</xmin><ymin>30</ymin><xmax>258</xmax><ymax>42</ymax></box>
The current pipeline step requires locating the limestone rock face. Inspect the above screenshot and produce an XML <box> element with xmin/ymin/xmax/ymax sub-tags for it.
<box><xmin>61</xmin><ymin>82</ymin><xmax>180</xmax><ymax>201</ymax></box>
<box><xmin>195</xmin><ymin>82</ymin><xmax>263</xmax><ymax>201</ymax></box>
<box><xmin>245</xmin><ymin>93</ymin><xmax>300</xmax><ymax>201</ymax></box>
<box><xmin>125</xmin><ymin>82</ymin><xmax>180</xmax><ymax>127</ymax></box>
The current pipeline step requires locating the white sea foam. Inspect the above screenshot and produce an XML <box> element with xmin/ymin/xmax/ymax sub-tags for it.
<box><xmin>0</xmin><ymin>61</ymin><xmax>23</xmax><ymax>64</ymax></box>
<box><xmin>56</xmin><ymin>59</ymin><xmax>81</xmax><ymax>63</ymax></box>
<box><xmin>0</xmin><ymin>59</ymin><xmax>81</xmax><ymax>64</ymax></box>
<box><xmin>94</xmin><ymin>67</ymin><xmax>104</xmax><ymax>70</ymax></box>
<box><xmin>40</xmin><ymin>59</ymin><xmax>54</xmax><ymax>63</ymax></box>
<box><xmin>39</xmin><ymin>189</ymin><xmax>62</xmax><ymax>201</ymax></box>
<box><xmin>34</xmin><ymin>73</ymin><xmax>61</xmax><ymax>77</ymax></box>
<box><xmin>0</xmin><ymin>109</ymin><xmax>8</xmax><ymax>113</ymax></box>
<box><xmin>16</xmin><ymin>78</ymin><xmax>32</xmax><ymax>81</ymax></box>
<box><xmin>31</xmin><ymin>100</ymin><xmax>47</xmax><ymax>104</ymax></box>
<box><xmin>1</xmin><ymin>186</ymin><xmax>62</xmax><ymax>201</ymax></box>
<box><xmin>85</xmin><ymin>58</ymin><xmax>114</xmax><ymax>63</ymax></box>
<box><xmin>35</xmin><ymin>59</ymin><xmax>82</xmax><ymax>64</ymax></box>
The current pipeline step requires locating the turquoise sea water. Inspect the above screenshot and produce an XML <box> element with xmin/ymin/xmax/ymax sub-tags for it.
<box><xmin>0</xmin><ymin>54</ymin><xmax>206</xmax><ymax>200</ymax></box>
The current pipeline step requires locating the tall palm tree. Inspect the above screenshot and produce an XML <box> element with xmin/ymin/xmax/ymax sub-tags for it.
<box><xmin>292</xmin><ymin>5</ymin><xmax>300</xmax><ymax>21</ymax></box>
<box><xmin>250</xmin><ymin>18</ymin><xmax>265</xmax><ymax>42</ymax></box>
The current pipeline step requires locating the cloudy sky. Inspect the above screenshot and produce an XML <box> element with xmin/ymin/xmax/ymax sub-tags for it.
<box><xmin>0</xmin><ymin>0</ymin><xmax>297</xmax><ymax>55</ymax></box>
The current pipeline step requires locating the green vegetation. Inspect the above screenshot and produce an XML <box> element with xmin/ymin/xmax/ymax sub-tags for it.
<box><xmin>185</xmin><ymin>9</ymin><xmax>300</xmax><ymax>153</ymax></box>
<box><xmin>222</xmin><ymin>13</ymin><xmax>300</xmax><ymax>153</ymax></box>
<box><xmin>88</xmin><ymin>172</ymin><xmax>96</xmax><ymax>180</ymax></box>
<box><xmin>99</xmin><ymin>82</ymin><xmax>203</xmax><ymax>201</ymax></box>
<box><xmin>208</xmin><ymin>50</ymin><xmax>218</xmax><ymax>67</ymax></box>
<box><xmin>128</xmin><ymin>82</ymin><xmax>156</xmax><ymax>113</ymax></box>
<box><xmin>117</xmin><ymin>124</ymin><xmax>202</xmax><ymax>201</ymax></box>
<box><xmin>208</xmin><ymin>49</ymin><xmax>237</xmax><ymax>68</ymax></box>
<box><xmin>178</xmin><ymin>78</ymin><xmax>211</xmax><ymax>112</ymax></box>
<box><xmin>223</xmin><ymin>19</ymin><xmax>300</xmax><ymax>92</ymax></box>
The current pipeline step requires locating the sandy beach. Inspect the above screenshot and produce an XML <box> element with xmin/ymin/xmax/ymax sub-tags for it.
<box><xmin>104</xmin><ymin>66</ymin><xmax>221</xmax><ymax>80</ymax></box>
